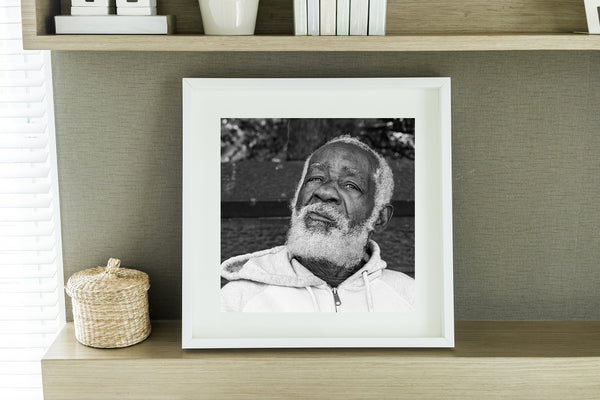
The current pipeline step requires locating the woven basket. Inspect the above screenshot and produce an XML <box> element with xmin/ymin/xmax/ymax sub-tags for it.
<box><xmin>65</xmin><ymin>258</ymin><xmax>151</xmax><ymax>348</ymax></box>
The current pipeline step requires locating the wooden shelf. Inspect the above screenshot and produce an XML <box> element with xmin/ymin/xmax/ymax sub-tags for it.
<box><xmin>21</xmin><ymin>0</ymin><xmax>600</xmax><ymax>52</ymax></box>
<box><xmin>21</xmin><ymin>33</ymin><xmax>600</xmax><ymax>52</ymax></box>
<box><xmin>42</xmin><ymin>321</ymin><xmax>600</xmax><ymax>399</ymax></box>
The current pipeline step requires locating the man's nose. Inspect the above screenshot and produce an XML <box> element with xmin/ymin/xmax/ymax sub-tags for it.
<box><xmin>312</xmin><ymin>181</ymin><xmax>341</xmax><ymax>204</ymax></box>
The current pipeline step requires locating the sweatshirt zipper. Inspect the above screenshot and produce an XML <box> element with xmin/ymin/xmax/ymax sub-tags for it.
<box><xmin>332</xmin><ymin>287</ymin><xmax>342</xmax><ymax>312</ymax></box>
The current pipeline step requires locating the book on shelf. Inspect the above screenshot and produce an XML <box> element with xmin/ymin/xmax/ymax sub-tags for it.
<box><xmin>294</xmin><ymin>0</ymin><xmax>307</xmax><ymax>35</ymax></box>
<box><xmin>349</xmin><ymin>0</ymin><xmax>369</xmax><ymax>35</ymax></box>
<box><xmin>117</xmin><ymin>7</ymin><xmax>157</xmax><ymax>16</ymax></box>
<box><xmin>336</xmin><ymin>0</ymin><xmax>350</xmax><ymax>36</ymax></box>
<box><xmin>71</xmin><ymin>6</ymin><xmax>114</xmax><ymax>15</ymax></box>
<box><xmin>54</xmin><ymin>15</ymin><xmax>175</xmax><ymax>34</ymax></box>
<box><xmin>307</xmin><ymin>0</ymin><xmax>319</xmax><ymax>35</ymax></box>
<box><xmin>368</xmin><ymin>0</ymin><xmax>387</xmax><ymax>35</ymax></box>
<box><xmin>71</xmin><ymin>0</ymin><xmax>115</xmax><ymax>6</ymax></box>
<box><xmin>116</xmin><ymin>0</ymin><xmax>156</xmax><ymax>6</ymax></box>
<box><xmin>320</xmin><ymin>0</ymin><xmax>336</xmax><ymax>36</ymax></box>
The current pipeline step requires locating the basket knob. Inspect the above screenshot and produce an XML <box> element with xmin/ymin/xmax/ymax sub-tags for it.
<box><xmin>105</xmin><ymin>258</ymin><xmax>121</xmax><ymax>275</ymax></box>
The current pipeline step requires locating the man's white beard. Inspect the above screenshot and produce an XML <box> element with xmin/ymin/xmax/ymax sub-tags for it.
<box><xmin>286</xmin><ymin>203</ymin><xmax>372</xmax><ymax>270</ymax></box>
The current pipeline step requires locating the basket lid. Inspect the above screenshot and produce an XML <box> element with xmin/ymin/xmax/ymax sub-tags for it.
<box><xmin>66</xmin><ymin>258</ymin><xmax>150</xmax><ymax>300</ymax></box>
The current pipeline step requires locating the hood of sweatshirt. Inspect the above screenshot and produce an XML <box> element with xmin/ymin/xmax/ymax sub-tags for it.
<box><xmin>220</xmin><ymin>240</ymin><xmax>387</xmax><ymax>289</ymax></box>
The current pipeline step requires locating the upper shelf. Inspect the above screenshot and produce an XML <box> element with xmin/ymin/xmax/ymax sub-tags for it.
<box><xmin>22</xmin><ymin>0</ymin><xmax>600</xmax><ymax>51</ymax></box>
<box><xmin>21</xmin><ymin>33</ymin><xmax>600</xmax><ymax>52</ymax></box>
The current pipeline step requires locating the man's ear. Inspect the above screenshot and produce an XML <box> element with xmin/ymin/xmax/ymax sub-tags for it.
<box><xmin>372</xmin><ymin>204</ymin><xmax>394</xmax><ymax>234</ymax></box>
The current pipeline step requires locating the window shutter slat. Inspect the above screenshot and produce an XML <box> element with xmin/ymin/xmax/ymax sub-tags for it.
<box><xmin>0</xmin><ymin>235</ymin><xmax>56</xmax><ymax>250</ymax></box>
<box><xmin>0</xmin><ymin>194</ymin><xmax>52</xmax><ymax>208</ymax></box>
<box><xmin>0</xmin><ymin>220</ymin><xmax>54</xmax><ymax>235</ymax></box>
<box><xmin>0</xmin><ymin>149</ymin><xmax>49</xmax><ymax>163</ymax></box>
<box><xmin>0</xmin><ymin>388</ymin><xmax>42</xmax><ymax>400</ymax></box>
<box><xmin>0</xmin><ymin>321</ymin><xmax>60</xmax><ymax>335</ymax></box>
<box><xmin>0</xmin><ymin>305</ymin><xmax>59</xmax><ymax>321</ymax></box>
<box><xmin>0</xmin><ymin>76</ymin><xmax>45</xmax><ymax>87</ymax></box>
<box><xmin>0</xmin><ymin>293</ymin><xmax>58</xmax><ymax>307</ymax></box>
<box><xmin>0</xmin><ymin>23</ymin><xmax>22</xmax><ymax>40</ymax></box>
<box><xmin>0</xmin><ymin>164</ymin><xmax>50</xmax><ymax>178</ymax></box>
<box><xmin>0</xmin><ymin>55</ymin><xmax>44</xmax><ymax>71</ymax></box>
<box><xmin>0</xmin><ymin>361</ymin><xmax>41</xmax><ymax>375</ymax></box>
<box><xmin>0</xmin><ymin>250</ymin><xmax>56</xmax><ymax>265</ymax></box>
<box><xmin>0</xmin><ymin>348</ymin><xmax>47</xmax><ymax>362</ymax></box>
<box><xmin>0</xmin><ymin>134</ymin><xmax>48</xmax><ymax>148</ymax></box>
<box><xmin>0</xmin><ymin>122</ymin><xmax>47</xmax><ymax>134</ymax></box>
<box><xmin>0</xmin><ymin>264</ymin><xmax>56</xmax><ymax>278</ymax></box>
<box><xmin>0</xmin><ymin>103</ymin><xmax>46</xmax><ymax>118</ymax></box>
<box><xmin>0</xmin><ymin>92</ymin><xmax>46</xmax><ymax>103</ymax></box>
<box><xmin>0</xmin><ymin>178</ymin><xmax>52</xmax><ymax>194</ymax></box>
<box><xmin>0</xmin><ymin>278</ymin><xmax>58</xmax><ymax>293</ymax></box>
<box><xmin>0</xmin><ymin>4</ymin><xmax>21</xmax><ymax>22</ymax></box>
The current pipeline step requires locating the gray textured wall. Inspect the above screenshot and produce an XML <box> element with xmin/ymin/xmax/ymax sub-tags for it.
<box><xmin>51</xmin><ymin>51</ymin><xmax>600</xmax><ymax>320</ymax></box>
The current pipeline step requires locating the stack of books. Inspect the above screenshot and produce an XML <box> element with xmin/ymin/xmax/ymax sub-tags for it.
<box><xmin>55</xmin><ymin>0</ymin><xmax>174</xmax><ymax>34</ymax></box>
<box><xmin>116</xmin><ymin>0</ymin><xmax>157</xmax><ymax>16</ymax></box>
<box><xmin>70</xmin><ymin>0</ymin><xmax>115</xmax><ymax>15</ymax></box>
<box><xmin>294</xmin><ymin>0</ymin><xmax>387</xmax><ymax>36</ymax></box>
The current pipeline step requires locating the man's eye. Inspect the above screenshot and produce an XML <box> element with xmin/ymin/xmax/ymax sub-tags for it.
<box><xmin>344</xmin><ymin>183</ymin><xmax>360</xmax><ymax>192</ymax></box>
<box><xmin>307</xmin><ymin>176</ymin><xmax>323</xmax><ymax>183</ymax></box>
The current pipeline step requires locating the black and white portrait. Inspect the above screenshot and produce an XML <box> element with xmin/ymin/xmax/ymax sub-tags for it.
<box><xmin>219</xmin><ymin>118</ymin><xmax>415</xmax><ymax>313</ymax></box>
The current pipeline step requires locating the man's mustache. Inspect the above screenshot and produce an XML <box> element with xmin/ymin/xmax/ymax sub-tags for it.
<box><xmin>298</xmin><ymin>203</ymin><xmax>348</xmax><ymax>228</ymax></box>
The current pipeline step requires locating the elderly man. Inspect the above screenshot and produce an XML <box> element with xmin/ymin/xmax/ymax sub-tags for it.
<box><xmin>220</xmin><ymin>136</ymin><xmax>414</xmax><ymax>312</ymax></box>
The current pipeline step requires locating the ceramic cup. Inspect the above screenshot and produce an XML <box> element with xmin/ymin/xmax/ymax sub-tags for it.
<box><xmin>199</xmin><ymin>0</ymin><xmax>260</xmax><ymax>35</ymax></box>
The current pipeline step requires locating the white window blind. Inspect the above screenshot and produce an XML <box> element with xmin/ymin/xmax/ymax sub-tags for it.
<box><xmin>0</xmin><ymin>1</ymin><xmax>66</xmax><ymax>399</ymax></box>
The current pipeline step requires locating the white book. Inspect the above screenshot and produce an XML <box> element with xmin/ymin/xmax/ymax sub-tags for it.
<box><xmin>71</xmin><ymin>6</ymin><xmax>115</xmax><ymax>15</ymax></box>
<box><xmin>55</xmin><ymin>15</ymin><xmax>174</xmax><ymax>34</ymax></box>
<box><xmin>72</xmin><ymin>0</ymin><xmax>115</xmax><ymax>6</ymax></box>
<box><xmin>368</xmin><ymin>0</ymin><xmax>387</xmax><ymax>35</ymax></box>
<box><xmin>336</xmin><ymin>0</ymin><xmax>350</xmax><ymax>35</ymax></box>
<box><xmin>117</xmin><ymin>6</ymin><xmax>156</xmax><ymax>15</ymax></box>
<box><xmin>320</xmin><ymin>0</ymin><xmax>336</xmax><ymax>35</ymax></box>
<box><xmin>307</xmin><ymin>0</ymin><xmax>319</xmax><ymax>36</ymax></box>
<box><xmin>116</xmin><ymin>0</ymin><xmax>156</xmax><ymax>7</ymax></box>
<box><xmin>293</xmin><ymin>0</ymin><xmax>307</xmax><ymax>35</ymax></box>
<box><xmin>350</xmin><ymin>0</ymin><xmax>369</xmax><ymax>35</ymax></box>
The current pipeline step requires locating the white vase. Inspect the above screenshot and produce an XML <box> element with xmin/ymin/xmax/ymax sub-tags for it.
<box><xmin>199</xmin><ymin>0</ymin><xmax>260</xmax><ymax>35</ymax></box>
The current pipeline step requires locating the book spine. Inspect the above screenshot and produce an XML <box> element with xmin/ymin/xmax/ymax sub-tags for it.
<box><xmin>55</xmin><ymin>15</ymin><xmax>171</xmax><ymax>34</ymax></box>
<box><xmin>336</xmin><ymin>0</ymin><xmax>350</xmax><ymax>36</ymax></box>
<box><xmin>116</xmin><ymin>0</ymin><xmax>156</xmax><ymax>7</ymax></box>
<box><xmin>307</xmin><ymin>0</ymin><xmax>319</xmax><ymax>36</ymax></box>
<box><xmin>71</xmin><ymin>6</ymin><xmax>115</xmax><ymax>15</ymax></box>
<box><xmin>368</xmin><ymin>0</ymin><xmax>387</xmax><ymax>35</ymax></box>
<box><xmin>294</xmin><ymin>0</ymin><xmax>308</xmax><ymax>35</ymax></box>
<box><xmin>349</xmin><ymin>0</ymin><xmax>369</xmax><ymax>35</ymax></box>
<box><xmin>320</xmin><ymin>0</ymin><xmax>336</xmax><ymax>36</ymax></box>
<box><xmin>71</xmin><ymin>0</ymin><xmax>115</xmax><ymax>6</ymax></box>
<box><xmin>117</xmin><ymin>6</ymin><xmax>157</xmax><ymax>15</ymax></box>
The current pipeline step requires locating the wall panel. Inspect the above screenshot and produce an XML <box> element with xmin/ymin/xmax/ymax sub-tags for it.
<box><xmin>51</xmin><ymin>51</ymin><xmax>600</xmax><ymax>320</ymax></box>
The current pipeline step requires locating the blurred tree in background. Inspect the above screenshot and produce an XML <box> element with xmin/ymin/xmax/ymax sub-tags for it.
<box><xmin>221</xmin><ymin>118</ymin><xmax>415</xmax><ymax>162</ymax></box>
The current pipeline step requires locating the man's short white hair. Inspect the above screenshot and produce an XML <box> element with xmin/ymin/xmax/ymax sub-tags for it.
<box><xmin>291</xmin><ymin>135</ymin><xmax>395</xmax><ymax>226</ymax></box>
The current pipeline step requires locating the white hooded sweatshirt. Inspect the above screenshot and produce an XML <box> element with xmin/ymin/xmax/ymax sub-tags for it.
<box><xmin>220</xmin><ymin>240</ymin><xmax>415</xmax><ymax>312</ymax></box>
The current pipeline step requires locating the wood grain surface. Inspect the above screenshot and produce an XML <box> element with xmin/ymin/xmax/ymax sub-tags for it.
<box><xmin>21</xmin><ymin>33</ymin><xmax>600</xmax><ymax>52</ymax></box>
<box><xmin>42</xmin><ymin>321</ymin><xmax>600</xmax><ymax>400</ymax></box>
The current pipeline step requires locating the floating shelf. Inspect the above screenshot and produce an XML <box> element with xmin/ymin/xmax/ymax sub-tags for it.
<box><xmin>21</xmin><ymin>0</ymin><xmax>600</xmax><ymax>51</ymax></box>
<box><xmin>21</xmin><ymin>33</ymin><xmax>600</xmax><ymax>52</ymax></box>
<box><xmin>42</xmin><ymin>321</ymin><xmax>600</xmax><ymax>399</ymax></box>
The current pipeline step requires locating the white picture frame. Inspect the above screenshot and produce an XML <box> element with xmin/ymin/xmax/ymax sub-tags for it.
<box><xmin>182</xmin><ymin>78</ymin><xmax>453</xmax><ymax>348</ymax></box>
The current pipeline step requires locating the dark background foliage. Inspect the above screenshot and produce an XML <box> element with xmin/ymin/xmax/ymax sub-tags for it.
<box><xmin>221</xmin><ymin>118</ymin><xmax>415</xmax><ymax>162</ymax></box>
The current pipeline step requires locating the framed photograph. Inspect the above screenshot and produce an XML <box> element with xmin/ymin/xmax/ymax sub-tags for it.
<box><xmin>182</xmin><ymin>78</ymin><xmax>453</xmax><ymax>348</ymax></box>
